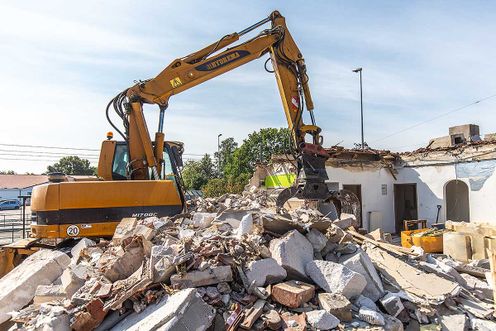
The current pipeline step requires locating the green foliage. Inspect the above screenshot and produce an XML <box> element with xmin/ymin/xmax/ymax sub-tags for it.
<box><xmin>0</xmin><ymin>170</ymin><xmax>16</xmax><ymax>175</ymax></box>
<box><xmin>202</xmin><ymin>173</ymin><xmax>252</xmax><ymax>198</ymax></box>
<box><xmin>214</xmin><ymin>137</ymin><xmax>238</xmax><ymax>175</ymax></box>
<box><xmin>47</xmin><ymin>156</ymin><xmax>95</xmax><ymax>175</ymax></box>
<box><xmin>181</xmin><ymin>154</ymin><xmax>216</xmax><ymax>190</ymax></box>
<box><xmin>223</xmin><ymin>128</ymin><xmax>292</xmax><ymax>178</ymax></box>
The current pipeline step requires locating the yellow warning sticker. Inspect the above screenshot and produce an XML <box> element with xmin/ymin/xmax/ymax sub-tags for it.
<box><xmin>170</xmin><ymin>77</ymin><xmax>183</xmax><ymax>88</ymax></box>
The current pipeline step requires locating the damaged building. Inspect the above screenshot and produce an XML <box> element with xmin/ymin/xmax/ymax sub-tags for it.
<box><xmin>255</xmin><ymin>124</ymin><xmax>496</xmax><ymax>233</ymax></box>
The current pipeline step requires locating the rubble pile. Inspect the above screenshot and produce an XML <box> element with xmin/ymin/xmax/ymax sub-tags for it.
<box><xmin>2</xmin><ymin>189</ymin><xmax>496</xmax><ymax>330</ymax></box>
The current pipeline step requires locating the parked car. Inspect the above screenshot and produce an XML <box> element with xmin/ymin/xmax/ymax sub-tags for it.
<box><xmin>0</xmin><ymin>199</ymin><xmax>21</xmax><ymax>210</ymax></box>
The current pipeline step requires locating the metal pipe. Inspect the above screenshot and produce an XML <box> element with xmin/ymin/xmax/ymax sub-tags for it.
<box><xmin>238</xmin><ymin>16</ymin><xmax>271</xmax><ymax>36</ymax></box>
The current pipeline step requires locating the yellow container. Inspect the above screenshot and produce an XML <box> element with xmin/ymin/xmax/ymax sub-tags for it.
<box><xmin>401</xmin><ymin>229</ymin><xmax>443</xmax><ymax>253</ymax></box>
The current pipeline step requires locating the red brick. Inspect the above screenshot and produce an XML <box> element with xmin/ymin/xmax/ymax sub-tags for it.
<box><xmin>271</xmin><ymin>280</ymin><xmax>315</xmax><ymax>308</ymax></box>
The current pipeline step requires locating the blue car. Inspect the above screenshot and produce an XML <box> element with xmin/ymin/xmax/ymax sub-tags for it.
<box><xmin>0</xmin><ymin>199</ymin><xmax>21</xmax><ymax>210</ymax></box>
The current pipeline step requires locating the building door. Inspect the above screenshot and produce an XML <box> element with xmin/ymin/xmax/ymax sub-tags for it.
<box><xmin>394</xmin><ymin>184</ymin><xmax>418</xmax><ymax>233</ymax></box>
<box><xmin>342</xmin><ymin>184</ymin><xmax>362</xmax><ymax>227</ymax></box>
<box><xmin>445</xmin><ymin>180</ymin><xmax>470</xmax><ymax>222</ymax></box>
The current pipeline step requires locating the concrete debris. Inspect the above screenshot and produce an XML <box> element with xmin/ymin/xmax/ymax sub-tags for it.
<box><xmin>358</xmin><ymin>306</ymin><xmax>385</xmax><ymax>326</ymax></box>
<box><xmin>270</xmin><ymin>230</ymin><xmax>314</xmax><ymax>280</ymax></box>
<box><xmin>0</xmin><ymin>249</ymin><xmax>70</xmax><ymax>324</ymax></box>
<box><xmin>318</xmin><ymin>292</ymin><xmax>352</xmax><ymax>321</ymax></box>
<box><xmin>341</xmin><ymin>249</ymin><xmax>384</xmax><ymax>301</ymax></box>
<box><xmin>305</xmin><ymin>228</ymin><xmax>328</xmax><ymax>252</ymax></box>
<box><xmin>439</xmin><ymin>314</ymin><xmax>467</xmax><ymax>331</ymax></box>
<box><xmin>305</xmin><ymin>260</ymin><xmax>366</xmax><ymax>299</ymax></box>
<box><xmin>380</xmin><ymin>292</ymin><xmax>405</xmax><ymax>317</ymax></box>
<box><xmin>3</xmin><ymin>189</ymin><xmax>495</xmax><ymax>330</ymax></box>
<box><xmin>305</xmin><ymin>309</ymin><xmax>340</xmax><ymax>330</ymax></box>
<box><xmin>245</xmin><ymin>258</ymin><xmax>287</xmax><ymax>287</ymax></box>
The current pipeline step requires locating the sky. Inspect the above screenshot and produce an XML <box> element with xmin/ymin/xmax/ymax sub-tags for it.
<box><xmin>1</xmin><ymin>1</ymin><xmax>496</xmax><ymax>174</ymax></box>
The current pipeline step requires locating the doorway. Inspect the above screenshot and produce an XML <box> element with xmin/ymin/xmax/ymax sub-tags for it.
<box><xmin>445</xmin><ymin>180</ymin><xmax>470</xmax><ymax>222</ymax></box>
<box><xmin>342</xmin><ymin>184</ymin><xmax>362</xmax><ymax>227</ymax></box>
<box><xmin>394</xmin><ymin>184</ymin><xmax>418</xmax><ymax>233</ymax></box>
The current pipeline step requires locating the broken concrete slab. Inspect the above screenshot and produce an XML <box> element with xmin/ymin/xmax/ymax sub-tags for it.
<box><xmin>111</xmin><ymin>288</ymin><xmax>215</xmax><ymax>331</ymax></box>
<box><xmin>380</xmin><ymin>292</ymin><xmax>405</xmax><ymax>317</ymax></box>
<box><xmin>317</xmin><ymin>292</ymin><xmax>352</xmax><ymax>321</ymax></box>
<box><xmin>341</xmin><ymin>250</ymin><xmax>384</xmax><ymax>301</ymax></box>
<box><xmin>460</xmin><ymin>273</ymin><xmax>493</xmax><ymax>300</ymax></box>
<box><xmin>271</xmin><ymin>280</ymin><xmax>315</xmax><ymax>308</ymax></box>
<box><xmin>270</xmin><ymin>230</ymin><xmax>313</xmax><ymax>280</ymax></box>
<box><xmin>101</xmin><ymin>238</ymin><xmax>145</xmax><ymax>283</ymax></box>
<box><xmin>112</xmin><ymin>217</ymin><xmax>138</xmax><ymax>244</ymax></box>
<box><xmin>192</xmin><ymin>212</ymin><xmax>216</xmax><ymax>229</ymax></box>
<box><xmin>383</xmin><ymin>313</ymin><xmax>404</xmax><ymax>331</ymax></box>
<box><xmin>443</xmin><ymin>232</ymin><xmax>472</xmax><ymax>263</ymax></box>
<box><xmin>305</xmin><ymin>309</ymin><xmax>339</xmax><ymax>330</ymax></box>
<box><xmin>170</xmin><ymin>266</ymin><xmax>233</xmax><ymax>289</ymax></box>
<box><xmin>439</xmin><ymin>314</ymin><xmax>467</xmax><ymax>331</ymax></box>
<box><xmin>61</xmin><ymin>264</ymin><xmax>88</xmax><ymax>298</ymax></box>
<box><xmin>333</xmin><ymin>213</ymin><xmax>356</xmax><ymax>230</ymax></box>
<box><xmin>245</xmin><ymin>258</ymin><xmax>287</xmax><ymax>287</ymax></box>
<box><xmin>71</xmin><ymin>238</ymin><xmax>96</xmax><ymax>263</ymax></box>
<box><xmin>305</xmin><ymin>260</ymin><xmax>366</xmax><ymax>299</ymax></box>
<box><xmin>354</xmin><ymin>294</ymin><xmax>378</xmax><ymax>311</ymax></box>
<box><xmin>0</xmin><ymin>249</ymin><xmax>70</xmax><ymax>324</ymax></box>
<box><xmin>34</xmin><ymin>285</ymin><xmax>66</xmax><ymax>305</ymax></box>
<box><xmin>305</xmin><ymin>228</ymin><xmax>328</xmax><ymax>252</ymax></box>
<box><xmin>358</xmin><ymin>306</ymin><xmax>385</xmax><ymax>326</ymax></box>
<box><xmin>366</xmin><ymin>246</ymin><xmax>461</xmax><ymax>304</ymax></box>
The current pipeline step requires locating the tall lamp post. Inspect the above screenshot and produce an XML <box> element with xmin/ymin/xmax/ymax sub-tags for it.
<box><xmin>217</xmin><ymin>133</ymin><xmax>222</xmax><ymax>173</ymax></box>
<box><xmin>352</xmin><ymin>67</ymin><xmax>364</xmax><ymax>149</ymax></box>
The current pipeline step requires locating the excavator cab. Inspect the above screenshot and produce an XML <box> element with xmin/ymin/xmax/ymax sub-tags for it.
<box><xmin>29</xmin><ymin>139</ymin><xmax>185</xmax><ymax>240</ymax></box>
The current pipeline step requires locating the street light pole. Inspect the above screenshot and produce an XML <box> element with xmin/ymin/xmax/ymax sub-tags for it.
<box><xmin>217</xmin><ymin>133</ymin><xmax>222</xmax><ymax>173</ymax></box>
<box><xmin>352</xmin><ymin>67</ymin><xmax>364</xmax><ymax>149</ymax></box>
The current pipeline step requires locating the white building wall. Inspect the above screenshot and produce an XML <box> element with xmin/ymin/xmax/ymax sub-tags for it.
<box><xmin>327</xmin><ymin>159</ymin><xmax>496</xmax><ymax>231</ymax></box>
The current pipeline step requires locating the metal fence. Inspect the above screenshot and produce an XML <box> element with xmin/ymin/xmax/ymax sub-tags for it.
<box><xmin>0</xmin><ymin>209</ymin><xmax>30</xmax><ymax>245</ymax></box>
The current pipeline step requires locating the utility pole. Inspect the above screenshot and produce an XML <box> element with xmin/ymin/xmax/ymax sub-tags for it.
<box><xmin>352</xmin><ymin>67</ymin><xmax>364</xmax><ymax>149</ymax></box>
<box><xmin>217</xmin><ymin>133</ymin><xmax>222</xmax><ymax>174</ymax></box>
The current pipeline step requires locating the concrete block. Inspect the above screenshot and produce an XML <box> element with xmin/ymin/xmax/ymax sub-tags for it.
<box><xmin>305</xmin><ymin>228</ymin><xmax>328</xmax><ymax>252</ymax></box>
<box><xmin>270</xmin><ymin>230</ymin><xmax>313</xmax><ymax>280</ymax></box>
<box><xmin>380</xmin><ymin>292</ymin><xmax>404</xmax><ymax>317</ymax></box>
<box><xmin>305</xmin><ymin>260</ymin><xmax>366</xmax><ymax>299</ymax></box>
<box><xmin>192</xmin><ymin>212</ymin><xmax>216</xmax><ymax>229</ymax></box>
<box><xmin>318</xmin><ymin>292</ymin><xmax>352</xmax><ymax>321</ymax></box>
<box><xmin>102</xmin><ymin>239</ymin><xmax>145</xmax><ymax>282</ymax></box>
<box><xmin>111</xmin><ymin>288</ymin><xmax>215</xmax><ymax>331</ymax></box>
<box><xmin>0</xmin><ymin>249</ymin><xmax>70</xmax><ymax>324</ymax></box>
<box><xmin>271</xmin><ymin>280</ymin><xmax>315</xmax><ymax>308</ymax></box>
<box><xmin>470</xmin><ymin>318</ymin><xmax>496</xmax><ymax>331</ymax></box>
<box><xmin>341</xmin><ymin>251</ymin><xmax>384</xmax><ymax>301</ymax></box>
<box><xmin>383</xmin><ymin>314</ymin><xmax>404</xmax><ymax>331</ymax></box>
<box><xmin>358</xmin><ymin>306</ymin><xmax>385</xmax><ymax>326</ymax></box>
<box><xmin>443</xmin><ymin>232</ymin><xmax>472</xmax><ymax>262</ymax></box>
<box><xmin>151</xmin><ymin>246</ymin><xmax>175</xmax><ymax>283</ymax></box>
<box><xmin>170</xmin><ymin>266</ymin><xmax>233</xmax><ymax>289</ymax></box>
<box><xmin>112</xmin><ymin>218</ymin><xmax>138</xmax><ymax>244</ymax></box>
<box><xmin>306</xmin><ymin>310</ymin><xmax>340</xmax><ymax>330</ymax></box>
<box><xmin>34</xmin><ymin>284</ymin><xmax>66</xmax><ymax>305</ymax></box>
<box><xmin>245</xmin><ymin>258</ymin><xmax>287</xmax><ymax>287</ymax></box>
<box><xmin>333</xmin><ymin>213</ymin><xmax>356</xmax><ymax>230</ymax></box>
<box><xmin>235</xmin><ymin>213</ymin><xmax>253</xmax><ymax>238</ymax></box>
<box><xmin>354</xmin><ymin>295</ymin><xmax>378</xmax><ymax>311</ymax></box>
<box><xmin>133</xmin><ymin>224</ymin><xmax>156</xmax><ymax>241</ymax></box>
<box><xmin>61</xmin><ymin>264</ymin><xmax>88</xmax><ymax>298</ymax></box>
<box><xmin>71</xmin><ymin>238</ymin><xmax>96</xmax><ymax>262</ymax></box>
<box><xmin>440</xmin><ymin>314</ymin><xmax>467</xmax><ymax>331</ymax></box>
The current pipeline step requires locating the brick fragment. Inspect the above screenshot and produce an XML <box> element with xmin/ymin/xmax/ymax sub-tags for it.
<box><xmin>271</xmin><ymin>280</ymin><xmax>315</xmax><ymax>308</ymax></box>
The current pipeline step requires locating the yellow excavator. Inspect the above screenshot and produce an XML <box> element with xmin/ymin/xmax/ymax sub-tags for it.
<box><xmin>1</xmin><ymin>11</ymin><xmax>347</xmax><ymax>274</ymax></box>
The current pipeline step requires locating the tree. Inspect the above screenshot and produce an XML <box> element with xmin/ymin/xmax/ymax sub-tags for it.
<box><xmin>214</xmin><ymin>137</ymin><xmax>238</xmax><ymax>175</ymax></box>
<box><xmin>181</xmin><ymin>154</ymin><xmax>216</xmax><ymax>190</ymax></box>
<box><xmin>0</xmin><ymin>170</ymin><xmax>16</xmax><ymax>175</ymax></box>
<box><xmin>223</xmin><ymin>128</ymin><xmax>292</xmax><ymax>178</ymax></box>
<box><xmin>47</xmin><ymin>156</ymin><xmax>95</xmax><ymax>175</ymax></box>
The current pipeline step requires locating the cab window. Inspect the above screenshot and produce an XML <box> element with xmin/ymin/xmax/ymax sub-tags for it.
<box><xmin>112</xmin><ymin>144</ymin><xmax>129</xmax><ymax>179</ymax></box>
